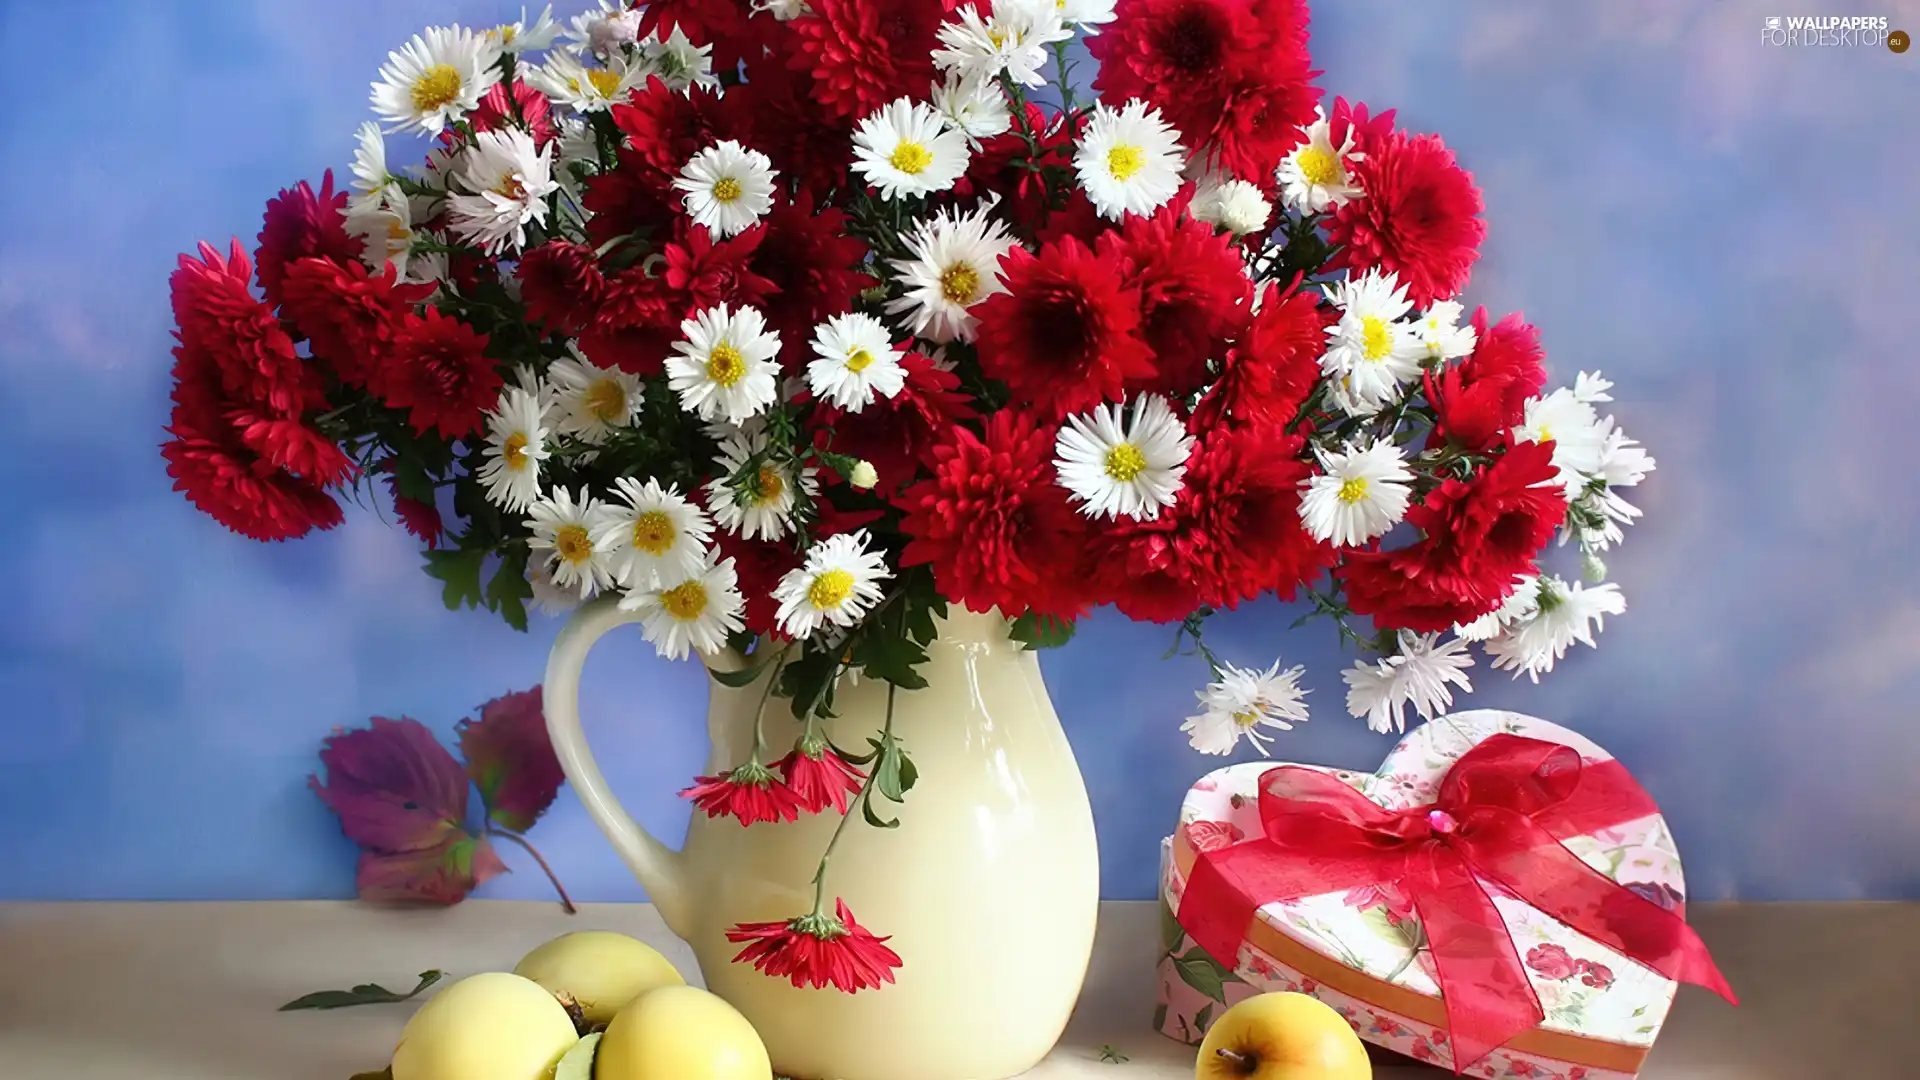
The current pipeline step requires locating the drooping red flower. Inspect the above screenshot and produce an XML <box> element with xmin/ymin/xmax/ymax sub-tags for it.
<box><xmin>516</xmin><ymin>241</ymin><xmax>607</xmax><ymax>333</ymax></box>
<box><xmin>814</xmin><ymin>353</ymin><xmax>975</xmax><ymax>495</ymax></box>
<box><xmin>776</xmin><ymin>739</ymin><xmax>866</xmax><ymax>816</ymax></box>
<box><xmin>1337</xmin><ymin>439</ymin><xmax>1567</xmax><ymax>632</ymax></box>
<box><xmin>162</xmin><ymin>362</ymin><xmax>346</xmax><ymax>542</ymax></box>
<box><xmin>372</xmin><ymin>307</ymin><xmax>502</xmax><ymax>439</ymax></box>
<box><xmin>974</xmin><ymin>237</ymin><xmax>1154</xmax><ymax>417</ymax></box>
<box><xmin>749</xmin><ymin>194</ymin><xmax>875</xmax><ymax>365</ymax></box>
<box><xmin>898</xmin><ymin>410</ymin><xmax>1090</xmax><ymax>620</ymax></box>
<box><xmin>680</xmin><ymin>762</ymin><xmax>804</xmax><ymax>825</ymax></box>
<box><xmin>278</xmin><ymin>257</ymin><xmax>435</xmax><ymax>386</ymax></box>
<box><xmin>169</xmin><ymin>239</ymin><xmax>324</xmax><ymax>417</ymax></box>
<box><xmin>785</xmin><ymin>0</ymin><xmax>943</xmax><ymax>122</ymax></box>
<box><xmin>726</xmin><ymin>898</ymin><xmax>904</xmax><ymax>993</ymax></box>
<box><xmin>1097</xmin><ymin>205</ymin><xmax>1253</xmax><ymax>396</ymax></box>
<box><xmin>255</xmin><ymin>171</ymin><xmax>362</xmax><ymax>309</ymax></box>
<box><xmin>1326</xmin><ymin>129</ymin><xmax>1486</xmax><ymax>307</ymax></box>
<box><xmin>1425</xmin><ymin>309</ymin><xmax>1548</xmax><ymax>452</ymax></box>
<box><xmin>662</xmin><ymin>223</ymin><xmax>779</xmax><ymax>315</ymax></box>
<box><xmin>1090</xmin><ymin>0</ymin><xmax>1321</xmax><ymax>180</ymax></box>
<box><xmin>467</xmin><ymin>79</ymin><xmax>557</xmax><ymax>147</ymax></box>
<box><xmin>1194</xmin><ymin>278</ymin><xmax>1330</xmax><ymax>429</ymax></box>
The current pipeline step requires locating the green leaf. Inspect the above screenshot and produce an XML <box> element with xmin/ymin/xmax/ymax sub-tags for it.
<box><xmin>1160</xmin><ymin>902</ymin><xmax>1186</xmax><ymax>954</ymax></box>
<box><xmin>1173</xmin><ymin>949</ymin><xmax>1228</xmax><ymax>1004</ymax></box>
<box><xmin>390</xmin><ymin>454</ymin><xmax>437</xmax><ymax>506</ymax></box>
<box><xmin>1009</xmin><ymin>611</ymin><xmax>1077</xmax><ymax>650</ymax></box>
<box><xmin>851</xmin><ymin>629</ymin><xmax>929</xmax><ymax>691</ymax></box>
<box><xmin>860</xmin><ymin>790</ymin><xmax>901</xmax><ymax>829</ymax></box>
<box><xmin>1150</xmin><ymin>1002</ymin><xmax>1169</xmax><ymax>1035</ymax></box>
<box><xmin>709</xmin><ymin>652</ymin><xmax>776</xmax><ymax>688</ymax></box>
<box><xmin>872</xmin><ymin>739</ymin><xmax>917</xmax><ymax>802</ymax></box>
<box><xmin>779</xmin><ymin>648</ymin><xmax>842</xmax><ymax>721</ymax></box>
<box><xmin>485</xmin><ymin>550</ymin><xmax>534</xmax><ymax>632</ymax></box>
<box><xmin>554</xmin><ymin>1033</ymin><xmax>601</xmax><ymax>1080</ymax></box>
<box><xmin>424</xmin><ymin>550</ymin><xmax>486</xmax><ymax>611</ymax></box>
<box><xmin>349</xmin><ymin>1069</ymin><xmax>393</xmax><ymax>1080</ymax></box>
<box><xmin>280</xmin><ymin>970</ymin><xmax>445</xmax><ymax>1011</ymax></box>
<box><xmin>1193</xmin><ymin>1002</ymin><xmax>1215</xmax><ymax>1034</ymax></box>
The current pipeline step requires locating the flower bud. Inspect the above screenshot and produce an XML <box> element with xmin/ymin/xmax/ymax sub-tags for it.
<box><xmin>1581</xmin><ymin>552</ymin><xmax>1608</xmax><ymax>583</ymax></box>
<box><xmin>849</xmin><ymin>460</ymin><xmax>878</xmax><ymax>490</ymax></box>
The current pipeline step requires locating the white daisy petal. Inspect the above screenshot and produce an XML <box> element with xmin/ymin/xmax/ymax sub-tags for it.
<box><xmin>1054</xmin><ymin>393</ymin><xmax>1194</xmax><ymax>522</ymax></box>
<box><xmin>564</xmin><ymin>0</ymin><xmax>642</xmax><ymax>57</ymax></box>
<box><xmin>1320</xmin><ymin>269</ymin><xmax>1426</xmax><ymax>416</ymax></box>
<box><xmin>1298</xmin><ymin>438</ymin><xmax>1415</xmax><ymax>547</ymax></box>
<box><xmin>1180</xmin><ymin>660</ymin><xmax>1311</xmax><ymax>756</ymax></box>
<box><xmin>525</xmin><ymin>50</ymin><xmax>648</xmax><ymax>112</ymax></box>
<box><xmin>642</xmin><ymin>26</ymin><xmax>718</xmax><ymax>91</ymax></box>
<box><xmin>526</xmin><ymin>487</ymin><xmax>620</xmax><ymax>600</ymax></box>
<box><xmin>477</xmin><ymin>386</ymin><xmax>552</xmax><ymax>512</ymax></box>
<box><xmin>674</xmin><ymin>140</ymin><xmax>778</xmax><ymax>239</ymax></box>
<box><xmin>771</xmin><ymin>530</ymin><xmax>894</xmax><ymax>639</ymax></box>
<box><xmin>592</xmin><ymin>477</ymin><xmax>713</xmax><ymax>590</ymax></box>
<box><xmin>704</xmin><ymin>429</ymin><xmax>819</xmax><ymax>542</ymax></box>
<box><xmin>1342</xmin><ymin>633</ymin><xmax>1475</xmax><ymax>734</ymax></box>
<box><xmin>543</xmin><ymin>346</ymin><xmax>645</xmax><ymax>444</ymax></box>
<box><xmin>619</xmin><ymin>551</ymin><xmax>747</xmax><ymax>660</ymax></box>
<box><xmin>807</xmin><ymin>313</ymin><xmax>907</xmax><ymax>412</ymax></box>
<box><xmin>486</xmin><ymin>5</ymin><xmax>562</xmax><ymax>54</ymax></box>
<box><xmin>447</xmin><ymin>128</ymin><xmax>560</xmax><ymax>255</ymax></box>
<box><xmin>884</xmin><ymin>200</ymin><xmax>1018</xmax><ymax>344</ymax></box>
<box><xmin>1416</xmin><ymin>299</ymin><xmax>1477</xmax><ymax>362</ymax></box>
<box><xmin>1486</xmin><ymin>577</ymin><xmax>1626</xmax><ymax>683</ymax></box>
<box><xmin>852</xmin><ymin>98</ymin><xmax>972</xmax><ymax>201</ymax></box>
<box><xmin>1190</xmin><ymin>174</ymin><xmax>1273</xmax><ymax>236</ymax></box>
<box><xmin>1073</xmin><ymin>99</ymin><xmax>1185</xmax><ymax>220</ymax></box>
<box><xmin>933</xmin><ymin>2</ymin><xmax>1071</xmax><ymax>88</ymax></box>
<box><xmin>1276</xmin><ymin>105</ymin><xmax>1366</xmax><ymax>213</ymax></box>
<box><xmin>370</xmin><ymin>25</ymin><xmax>504</xmax><ymax>135</ymax></box>
<box><xmin>664</xmin><ymin>303</ymin><xmax>782</xmax><ymax>424</ymax></box>
<box><xmin>931</xmin><ymin>72</ymin><xmax>1013</xmax><ymax>142</ymax></box>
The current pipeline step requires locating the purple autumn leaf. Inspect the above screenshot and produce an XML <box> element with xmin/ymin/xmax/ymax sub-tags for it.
<box><xmin>356</xmin><ymin>834</ymin><xmax>508</xmax><ymax>905</ymax></box>
<box><xmin>310</xmin><ymin>717</ymin><xmax>474</xmax><ymax>853</ymax></box>
<box><xmin>456</xmin><ymin>687</ymin><xmax>565</xmax><ymax>834</ymax></box>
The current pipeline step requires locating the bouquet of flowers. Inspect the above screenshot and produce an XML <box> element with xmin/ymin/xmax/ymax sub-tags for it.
<box><xmin>161</xmin><ymin>0</ymin><xmax>1655</xmax><ymax>989</ymax></box>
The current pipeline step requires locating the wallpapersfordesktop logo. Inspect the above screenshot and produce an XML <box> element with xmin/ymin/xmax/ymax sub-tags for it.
<box><xmin>1761</xmin><ymin>15</ymin><xmax>1908</xmax><ymax>52</ymax></box>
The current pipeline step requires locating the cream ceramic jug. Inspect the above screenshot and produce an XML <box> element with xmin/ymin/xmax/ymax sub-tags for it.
<box><xmin>543</xmin><ymin>598</ymin><xmax>1100</xmax><ymax>1080</ymax></box>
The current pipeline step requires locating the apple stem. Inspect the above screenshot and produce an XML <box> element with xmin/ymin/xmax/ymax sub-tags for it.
<box><xmin>1215</xmin><ymin>1048</ymin><xmax>1261</xmax><ymax>1074</ymax></box>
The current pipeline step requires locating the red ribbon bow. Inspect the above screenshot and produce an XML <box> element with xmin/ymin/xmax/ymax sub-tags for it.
<box><xmin>1176</xmin><ymin>734</ymin><xmax>1737</xmax><ymax>1073</ymax></box>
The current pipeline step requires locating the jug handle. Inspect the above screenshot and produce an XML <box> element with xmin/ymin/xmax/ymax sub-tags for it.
<box><xmin>543</xmin><ymin>595</ymin><xmax>699</xmax><ymax>939</ymax></box>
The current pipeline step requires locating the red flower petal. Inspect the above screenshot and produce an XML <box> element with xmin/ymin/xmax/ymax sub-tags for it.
<box><xmin>1326</xmin><ymin>128</ymin><xmax>1487</xmax><ymax>307</ymax></box>
<box><xmin>680</xmin><ymin>763</ymin><xmax>804</xmax><ymax>825</ymax></box>
<box><xmin>726</xmin><ymin>899</ymin><xmax>903</xmax><ymax>993</ymax></box>
<box><xmin>974</xmin><ymin>236</ymin><xmax>1153</xmax><ymax>418</ymax></box>
<box><xmin>776</xmin><ymin>744</ymin><xmax>865</xmax><ymax>816</ymax></box>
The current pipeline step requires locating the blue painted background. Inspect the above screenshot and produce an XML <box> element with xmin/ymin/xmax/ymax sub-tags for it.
<box><xmin>1</xmin><ymin>0</ymin><xmax>1915</xmax><ymax>903</ymax></box>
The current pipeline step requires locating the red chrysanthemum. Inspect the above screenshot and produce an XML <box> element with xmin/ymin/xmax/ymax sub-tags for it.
<box><xmin>1090</xmin><ymin>0</ymin><xmax>1321</xmax><ymax>180</ymax></box>
<box><xmin>776</xmin><ymin>738</ymin><xmax>866</xmax><ymax>816</ymax></box>
<box><xmin>813</xmin><ymin>353</ymin><xmax>975</xmax><ymax>496</ymax></box>
<box><xmin>957</xmin><ymin>102</ymin><xmax>1082</xmax><ymax>229</ymax></box>
<box><xmin>680</xmin><ymin>761</ymin><xmax>803</xmax><ymax>825</ymax></box>
<box><xmin>749</xmin><ymin>194</ymin><xmax>875</xmax><ymax>365</ymax></box>
<box><xmin>1337</xmin><ymin>439</ymin><xmax>1566</xmax><ymax>631</ymax></box>
<box><xmin>1328</xmin><ymin>95</ymin><xmax>1397</xmax><ymax>155</ymax></box>
<box><xmin>1194</xmin><ymin>278</ymin><xmax>1329</xmax><ymax>429</ymax></box>
<box><xmin>255</xmin><ymin>171</ymin><xmax>362</xmax><ymax>310</ymax></box>
<box><xmin>516</xmin><ymin>241</ymin><xmax>607</xmax><ymax>333</ymax></box>
<box><xmin>974</xmin><ymin>237</ymin><xmax>1153</xmax><ymax>417</ymax></box>
<box><xmin>581</xmin><ymin>266</ymin><xmax>680</xmax><ymax>377</ymax></box>
<box><xmin>662</xmin><ymin>223</ymin><xmax>778</xmax><ymax>315</ymax></box>
<box><xmin>1326</xmin><ymin>129</ymin><xmax>1486</xmax><ymax>308</ymax></box>
<box><xmin>467</xmin><ymin>79</ymin><xmax>557</xmax><ymax>147</ymax></box>
<box><xmin>610</xmin><ymin>80</ymin><xmax>746</xmax><ymax>193</ymax></box>
<box><xmin>381</xmin><ymin>467</ymin><xmax>444</xmax><ymax>549</ymax></box>
<box><xmin>372</xmin><ymin>307</ymin><xmax>501</xmax><ymax>439</ymax></box>
<box><xmin>169</xmin><ymin>239</ymin><xmax>324</xmax><ymax>417</ymax></box>
<box><xmin>898</xmin><ymin>410</ymin><xmax>1090</xmax><ymax>620</ymax></box>
<box><xmin>726</xmin><ymin>59</ymin><xmax>855</xmax><ymax>199</ymax></box>
<box><xmin>580</xmin><ymin>145</ymin><xmax>683</xmax><ymax>249</ymax></box>
<box><xmin>1097</xmin><ymin>205</ymin><xmax>1253</xmax><ymax>396</ymax></box>
<box><xmin>278</xmin><ymin>257</ymin><xmax>435</xmax><ymax>386</ymax></box>
<box><xmin>726</xmin><ymin>898</ymin><xmax>903</xmax><ymax>993</ymax></box>
<box><xmin>636</xmin><ymin>0</ymin><xmax>764</xmax><ymax>70</ymax></box>
<box><xmin>1425</xmin><ymin>309</ymin><xmax>1548</xmax><ymax>452</ymax></box>
<box><xmin>785</xmin><ymin>0</ymin><xmax>942</xmax><ymax>122</ymax></box>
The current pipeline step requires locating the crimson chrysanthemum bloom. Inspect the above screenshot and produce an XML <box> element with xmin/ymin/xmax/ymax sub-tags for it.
<box><xmin>1328</xmin><ymin>95</ymin><xmax>1397</xmax><ymax>155</ymax></box>
<box><xmin>1326</xmin><ymin>129</ymin><xmax>1487</xmax><ymax>308</ymax></box>
<box><xmin>381</xmin><ymin>464</ymin><xmax>443</xmax><ymax>549</ymax></box>
<box><xmin>1337</xmin><ymin>439</ymin><xmax>1566</xmax><ymax>632</ymax></box>
<box><xmin>726</xmin><ymin>61</ymin><xmax>855</xmax><ymax>200</ymax></box>
<box><xmin>813</xmin><ymin>353</ymin><xmax>974</xmax><ymax>495</ymax></box>
<box><xmin>785</xmin><ymin>0</ymin><xmax>942</xmax><ymax>122</ymax></box>
<box><xmin>467</xmin><ymin>79</ymin><xmax>557</xmax><ymax>147</ymax></box>
<box><xmin>609</xmin><ymin>80</ymin><xmax>746</xmax><ymax>193</ymax></box>
<box><xmin>1090</xmin><ymin>0</ymin><xmax>1321</xmax><ymax>180</ymax></box>
<box><xmin>726</xmin><ymin>898</ymin><xmax>904</xmax><ymax>993</ymax></box>
<box><xmin>1425</xmin><ymin>309</ymin><xmax>1548</xmax><ymax>452</ymax></box>
<box><xmin>516</xmin><ymin>241</ymin><xmax>606</xmax><ymax>333</ymax></box>
<box><xmin>278</xmin><ymin>257</ymin><xmax>435</xmax><ymax>386</ymax></box>
<box><xmin>170</xmin><ymin>239</ymin><xmax>325</xmax><ymax>417</ymax></box>
<box><xmin>1097</xmin><ymin>205</ymin><xmax>1253</xmax><ymax>396</ymax></box>
<box><xmin>255</xmin><ymin>171</ymin><xmax>361</xmax><ymax>310</ymax></box>
<box><xmin>371</xmin><ymin>307</ymin><xmax>501</xmax><ymax>439</ymax></box>
<box><xmin>749</xmin><ymin>195</ymin><xmax>874</xmax><ymax>366</ymax></box>
<box><xmin>661</xmin><ymin>223</ymin><xmax>778</xmax><ymax>315</ymax></box>
<box><xmin>636</xmin><ymin>0</ymin><xmax>763</xmax><ymax>70</ymax></box>
<box><xmin>974</xmin><ymin>237</ymin><xmax>1153</xmax><ymax>417</ymax></box>
<box><xmin>580</xmin><ymin>145</ymin><xmax>682</xmax><ymax>250</ymax></box>
<box><xmin>680</xmin><ymin>760</ymin><xmax>804</xmax><ymax>826</ymax></box>
<box><xmin>776</xmin><ymin>736</ymin><xmax>866</xmax><ymax>816</ymax></box>
<box><xmin>1193</xmin><ymin>277</ymin><xmax>1328</xmax><ymax>429</ymax></box>
<box><xmin>580</xmin><ymin>265</ymin><xmax>680</xmax><ymax>377</ymax></box>
<box><xmin>898</xmin><ymin>411</ymin><xmax>1089</xmax><ymax>620</ymax></box>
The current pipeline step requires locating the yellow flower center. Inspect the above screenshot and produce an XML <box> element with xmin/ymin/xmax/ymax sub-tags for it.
<box><xmin>1104</xmin><ymin>443</ymin><xmax>1148</xmax><ymax>482</ymax></box>
<box><xmin>488</xmin><ymin>24</ymin><xmax>518</xmax><ymax>44</ymax></box>
<box><xmin>989</xmin><ymin>27</ymin><xmax>1010</xmax><ymax>47</ymax></box>
<box><xmin>1232</xmin><ymin>709</ymin><xmax>1263</xmax><ymax>729</ymax></box>
<box><xmin>503</xmin><ymin>432</ymin><xmax>530</xmax><ymax>469</ymax></box>
<box><xmin>493</xmin><ymin>173</ymin><xmax>529</xmax><ymax>201</ymax></box>
<box><xmin>1538</xmin><ymin>426</ymin><xmax>1555</xmax><ymax>443</ymax></box>
<box><xmin>889</xmin><ymin>141</ymin><xmax>933</xmax><ymax>175</ymax></box>
<box><xmin>1359</xmin><ymin>315</ymin><xmax>1394</xmax><ymax>362</ymax></box>
<box><xmin>386</xmin><ymin>219</ymin><xmax>410</xmax><ymax>242</ymax></box>
<box><xmin>555</xmin><ymin>524</ymin><xmax>595</xmax><ymax>565</ymax></box>
<box><xmin>939</xmin><ymin>264</ymin><xmax>980</xmax><ymax>304</ymax></box>
<box><xmin>711</xmin><ymin>176</ymin><xmax>744</xmax><ymax>203</ymax></box>
<box><xmin>1296</xmin><ymin>145</ymin><xmax>1340</xmax><ymax>186</ymax></box>
<box><xmin>410</xmin><ymin>64</ymin><xmax>464</xmax><ymax>114</ymax></box>
<box><xmin>706</xmin><ymin>343</ymin><xmax>746</xmax><ymax>386</ymax></box>
<box><xmin>845</xmin><ymin>348</ymin><xmax>876</xmax><ymax>373</ymax></box>
<box><xmin>587</xmin><ymin>68</ymin><xmax>623</xmax><ymax>98</ymax></box>
<box><xmin>631</xmin><ymin>511</ymin><xmax>676</xmax><ymax>556</ymax></box>
<box><xmin>808</xmin><ymin>569</ymin><xmax>856</xmax><ymax>610</ymax></box>
<box><xmin>1337</xmin><ymin>476</ymin><xmax>1370</xmax><ymax>504</ymax></box>
<box><xmin>1106</xmin><ymin>144</ymin><xmax>1146</xmax><ymax>182</ymax></box>
<box><xmin>585</xmin><ymin>378</ymin><xmax>627</xmax><ymax>422</ymax></box>
<box><xmin>661</xmin><ymin>580</ymin><xmax>709</xmax><ymax>620</ymax></box>
<box><xmin>752</xmin><ymin>464</ymin><xmax>785</xmax><ymax>504</ymax></box>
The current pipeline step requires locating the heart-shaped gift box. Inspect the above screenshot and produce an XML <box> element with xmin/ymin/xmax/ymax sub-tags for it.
<box><xmin>1154</xmin><ymin>710</ymin><xmax>1731</xmax><ymax>1079</ymax></box>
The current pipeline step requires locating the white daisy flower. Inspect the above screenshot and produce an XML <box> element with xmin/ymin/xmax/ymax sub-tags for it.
<box><xmin>1416</xmin><ymin>300</ymin><xmax>1478</xmax><ymax>362</ymax></box>
<box><xmin>1572</xmin><ymin>370</ymin><xmax>1615</xmax><ymax>404</ymax></box>
<box><xmin>486</xmin><ymin>5</ymin><xmax>562</xmax><ymax>54</ymax></box>
<box><xmin>344</xmin><ymin>187</ymin><xmax>419</xmax><ymax>280</ymax></box>
<box><xmin>1190</xmin><ymin>175</ymin><xmax>1273</xmax><ymax>236</ymax></box>
<box><xmin>447</xmin><ymin>128</ymin><xmax>559</xmax><ymax>255</ymax></box>
<box><xmin>1343</xmin><ymin>632</ymin><xmax>1475</xmax><ymax>734</ymax></box>
<box><xmin>885</xmin><ymin>201</ymin><xmax>1019</xmax><ymax>343</ymax></box>
<box><xmin>552</xmin><ymin>115</ymin><xmax>600</xmax><ymax>200</ymax></box>
<box><xmin>619</xmin><ymin>552</ymin><xmax>747</xmax><ymax>661</ymax></box>
<box><xmin>526</xmin><ymin>50</ymin><xmax>647</xmax><ymax>112</ymax></box>
<box><xmin>564</xmin><ymin>0</ymin><xmax>642</xmax><ymax>57</ymax></box>
<box><xmin>642</xmin><ymin>27</ymin><xmax>718</xmax><ymax>91</ymax></box>
<box><xmin>1486</xmin><ymin>577</ymin><xmax>1626</xmax><ymax>682</ymax></box>
<box><xmin>807</xmin><ymin>313</ymin><xmax>907</xmax><ymax>412</ymax></box>
<box><xmin>674</xmin><ymin>140</ymin><xmax>778</xmax><ymax>239</ymax></box>
<box><xmin>593</xmin><ymin>477</ymin><xmax>713</xmax><ymax>590</ymax></box>
<box><xmin>527</xmin><ymin>557</ymin><xmax>582</xmax><ymax>616</ymax></box>
<box><xmin>751</xmin><ymin>0</ymin><xmax>812</xmax><ymax>20</ymax></box>
<box><xmin>1058</xmin><ymin>0</ymin><xmax>1118</xmax><ymax>31</ymax></box>
<box><xmin>477</xmin><ymin>386</ymin><xmax>552</xmax><ymax>512</ymax></box>
<box><xmin>526</xmin><ymin>488</ymin><xmax>619</xmax><ymax>600</ymax></box>
<box><xmin>771</xmin><ymin>530</ymin><xmax>893</xmax><ymax>639</ymax></box>
<box><xmin>1276</xmin><ymin>105</ymin><xmax>1366</xmax><ymax>213</ymax></box>
<box><xmin>665</xmin><ymin>303</ymin><xmax>782</xmax><ymax>424</ymax></box>
<box><xmin>1054</xmin><ymin>394</ymin><xmax>1194</xmax><ymax>522</ymax></box>
<box><xmin>1297</xmin><ymin>438</ymin><xmax>1415</xmax><ymax>547</ymax></box>
<box><xmin>544</xmin><ymin>348</ymin><xmax>645</xmax><ymax>444</ymax></box>
<box><xmin>1515</xmin><ymin>387</ymin><xmax>1609</xmax><ymax>495</ymax></box>
<box><xmin>347</xmin><ymin>122</ymin><xmax>391</xmax><ymax>213</ymax></box>
<box><xmin>1592</xmin><ymin>420</ymin><xmax>1656</xmax><ymax>496</ymax></box>
<box><xmin>852</xmin><ymin>98</ymin><xmax>971</xmax><ymax>201</ymax></box>
<box><xmin>1180</xmin><ymin>660</ymin><xmax>1311</xmax><ymax>757</ymax></box>
<box><xmin>933</xmin><ymin>2</ymin><xmax>1070</xmax><ymax>89</ymax></box>
<box><xmin>369</xmin><ymin>25</ymin><xmax>504</xmax><ymax>135</ymax></box>
<box><xmin>1074</xmin><ymin>99</ymin><xmax>1185</xmax><ymax>221</ymax></box>
<box><xmin>931</xmin><ymin>73</ymin><xmax>1012</xmax><ymax>142</ymax></box>
<box><xmin>705</xmin><ymin>432</ymin><xmax>819</xmax><ymax>542</ymax></box>
<box><xmin>1320</xmin><ymin>269</ymin><xmax>1425</xmax><ymax>416</ymax></box>
<box><xmin>1453</xmin><ymin>576</ymin><xmax>1541</xmax><ymax>642</ymax></box>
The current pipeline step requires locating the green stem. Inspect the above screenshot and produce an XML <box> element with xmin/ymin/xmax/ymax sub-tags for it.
<box><xmin>808</xmin><ymin>683</ymin><xmax>896</xmax><ymax>918</ymax></box>
<box><xmin>748</xmin><ymin>646</ymin><xmax>794</xmax><ymax>763</ymax></box>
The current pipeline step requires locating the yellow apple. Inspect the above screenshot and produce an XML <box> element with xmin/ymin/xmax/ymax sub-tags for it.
<box><xmin>513</xmin><ymin>930</ymin><xmax>687</xmax><ymax>1026</ymax></box>
<box><xmin>1196</xmin><ymin>992</ymin><xmax>1371</xmax><ymax>1080</ymax></box>
<box><xmin>595</xmin><ymin>985</ymin><xmax>772</xmax><ymax>1080</ymax></box>
<box><xmin>391</xmin><ymin>972</ymin><xmax>580</xmax><ymax>1080</ymax></box>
